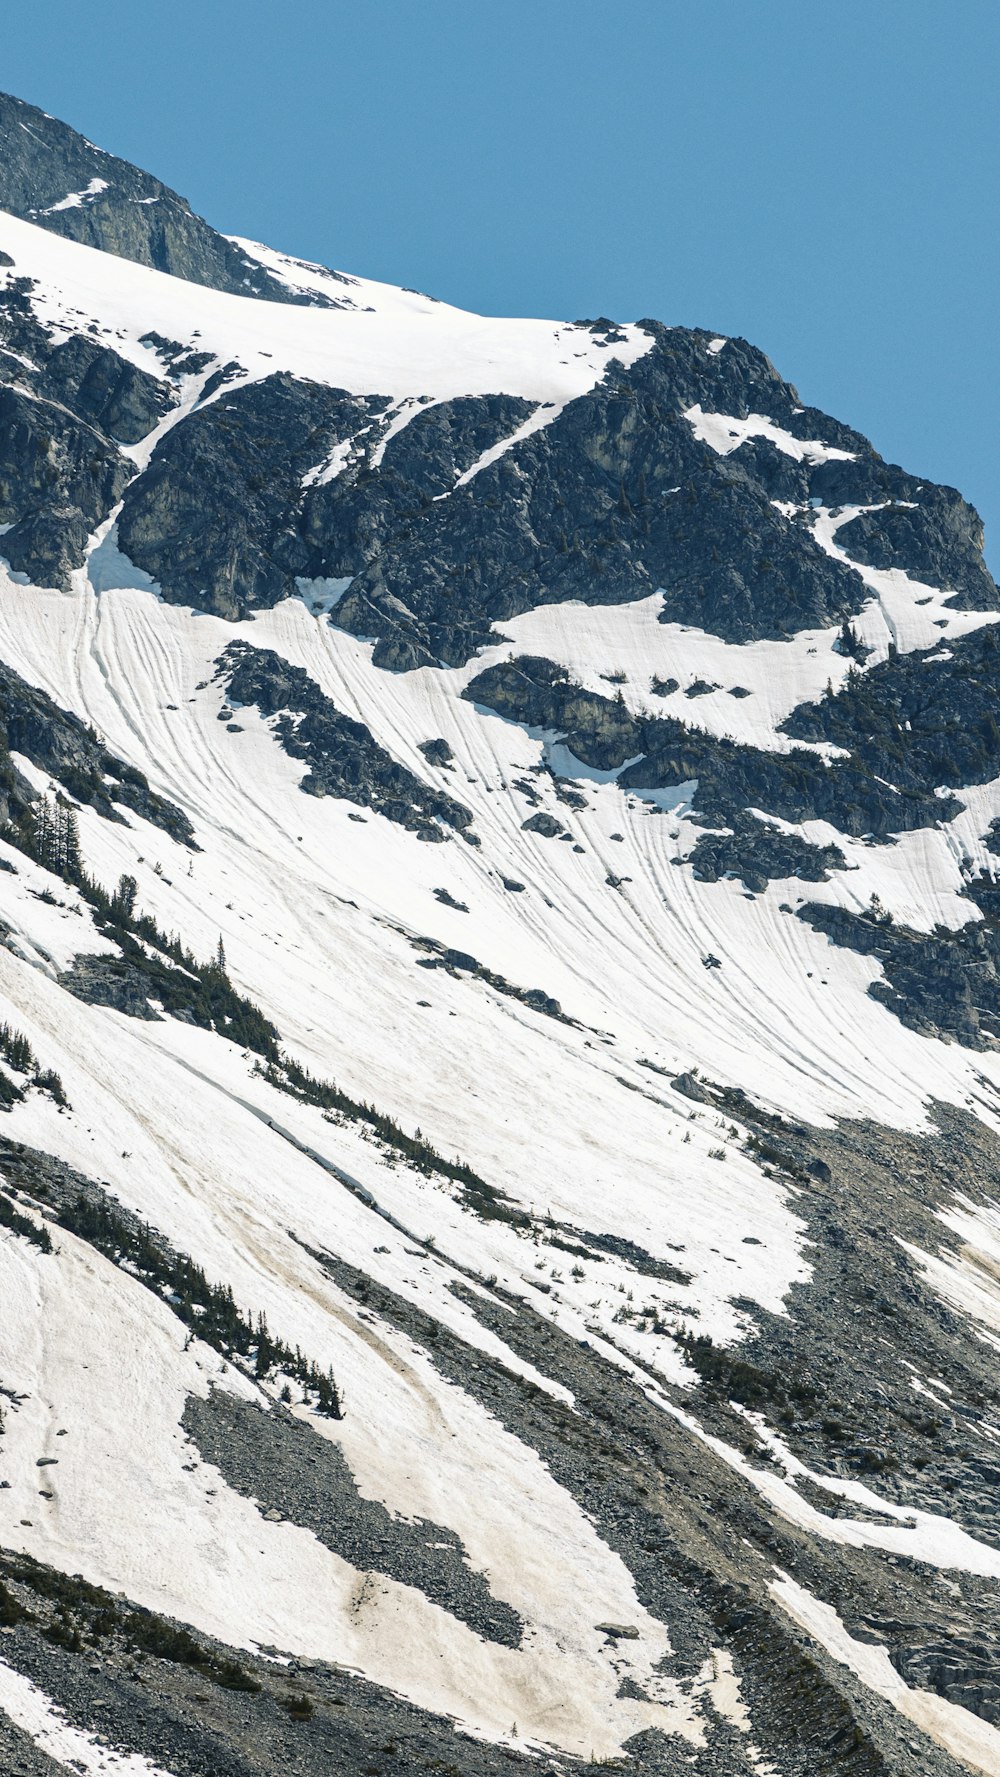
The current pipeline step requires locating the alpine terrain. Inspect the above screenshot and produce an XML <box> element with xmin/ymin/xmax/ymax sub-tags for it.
<box><xmin>1</xmin><ymin>90</ymin><xmax>1000</xmax><ymax>1777</ymax></box>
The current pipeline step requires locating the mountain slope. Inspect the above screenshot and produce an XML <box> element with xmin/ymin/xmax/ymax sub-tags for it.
<box><xmin>0</xmin><ymin>103</ymin><xmax>1000</xmax><ymax>1777</ymax></box>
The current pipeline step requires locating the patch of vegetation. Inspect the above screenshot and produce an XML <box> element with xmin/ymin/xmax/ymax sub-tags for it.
<box><xmin>82</xmin><ymin>875</ymin><xmax>280</xmax><ymax>1057</ymax></box>
<box><xmin>0</xmin><ymin>1020</ymin><xmax>69</xmax><ymax>1110</ymax></box>
<box><xmin>0</xmin><ymin>1187</ymin><xmax>53</xmax><ymax>1252</ymax></box>
<box><xmin>0</xmin><ymin>1552</ymin><xmax>259</xmax><ymax>1688</ymax></box>
<box><xmin>675</xmin><ymin>1330</ymin><xmax>819</xmax><ymax>1413</ymax></box>
<box><xmin>56</xmin><ymin>1189</ymin><xmax>343</xmax><ymax>1416</ymax></box>
<box><xmin>0</xmin><ymin>1024</ymin><xmax>35</xmax><ymax>1074</ymax></box>
<box><xmin>282</xmin><ymin>1692</ymin><xmax>316</xmax><ymax>1720</ymax></box>
<box><xmin>0</xmin><ymin>1578</ymin><xmax>31</xmax><ymax>1626</ymax></box>
<box><xmin>742</xmin><ymin>1131</ymin><xmax>811</xmax><ymax>1184</ymax></box>
<box><xmin>5</xmin><ymin>791</ymin><xmax>276</xmax><ymax>1057</ymax></box>
<box><xmin>258</xmin><ymin>1051</ymin><xmax>530</xmax><ymax>1227</ymax></box>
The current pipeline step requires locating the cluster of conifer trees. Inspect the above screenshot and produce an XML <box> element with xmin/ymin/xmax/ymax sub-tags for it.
<box><xmin>8</xmin><ymin>791</ymin><xmax>280</xmax><ymax>1056</ymax></box>
<box><xmin>58</xmin><ymin>1190</ymin><xmax>343</xmax><ymax>1416</ymax></box>
<box><xmin>0</xmin><ymin>1019</ymin><xmax>68</xmax><ymax>1110</ymax></box>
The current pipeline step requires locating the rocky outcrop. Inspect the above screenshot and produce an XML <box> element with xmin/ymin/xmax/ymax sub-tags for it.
<box><xmin>0</xmin><ymin>269</ymin><xmax>179</xmax><ymax>455</ymax></box>
<box><xmin>0</xmin><ymin>656</ymin><xmax>193</xmax><ymax>843</ymax></box>
<box><xmin>215</xmin><ymin>640</ymin><xmax>473</xmax><ymax>838</ymax></box>
<box><xmin>0</xmin><ymin>384</ymin><xmax>132</xmax><ymax>589</ymax></box>
<box><xmin>0</xmin><ymin>91</ymin><xmax>336</xmax><ymax>304</ymax></box>
<box><xmin>117</xmin><ymin>380</ymin><xmax>542</xmax><ymax>627</ymax></box>
<box><xmin>800</xmin><ymin>873</ymin><xmax>1000</xmax><ymax>1048</ymax></box>
<box><xmin>689</xmin><ymin>815</ymin><xmax>847</xmax><ymax>892</ymax></box>
<box><xmin>5</xmin><ymin>293</ymin><xmax>985</xmax><ymax>666</ymax></box>
<box><xmin>2</xmin><ymin>184</ymin><xmax>995</xmax><ymax>667</ymax></box>
<box><xmin>36</xmin><ymin>332</ymin><xmax>176</xmax><ymax>445</ymax></box>
<box><xmin>118</xmin><ymin>374</ymin><xmax>387</xmax><ymax>616</ymax></box>
<box><xmin>467</xmin><ymin>655</ymin><xmax>640</xmax><ymax>769</ymax></box>
<box><xmin>782</xmin><ymin>621</ymin><xmax>1000</xmax><ymax>799</ymax></box>
<box><xmin>406</xmin><ymin>930</ymin><xmax>568</xmax><ymax>1021</ymax></box>
<box><xmin>332</xmin><ymin>328</ymin><xmax>878</xmax><ymax>667</ymax></box>
<box><xmin>465</xmin><ymin>654</ymin><xmax>960</xmax><ymax>839</ymax></box>
<box><xmin>0</xmin><ymin>271</ymin><xmax>183</xmax><ymax>584</ymax></box>
<box><xmin>835</xmin><ymin>487</ymin><xmax>996</xmax><ymax>609</ymax></box>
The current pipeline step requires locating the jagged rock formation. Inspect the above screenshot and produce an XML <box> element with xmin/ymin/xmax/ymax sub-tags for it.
<box><xmin>465</xmin><ymin>653</ymin><xmax>967</xmax><ymax>837</ymax></box>
<box><xmin>0</xmin><ymin>656</ymin><xmax>192</xmax><ymax>841</ymax></box>
<box><xmin>0</xmin><ymin>90</ymin><xmax>334</xmax><ymax>303</ymax></box>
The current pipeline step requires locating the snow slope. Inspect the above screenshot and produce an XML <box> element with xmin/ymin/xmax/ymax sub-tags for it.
<box><xmin>0</xmin><ymin>208</ymin><xmax>652</xmax><ymax>433</ymax></box>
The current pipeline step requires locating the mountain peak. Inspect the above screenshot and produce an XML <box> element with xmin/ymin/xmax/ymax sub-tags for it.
<box><xmin>0</xmin><ymin>89</ymin><xmax>332</xmax><ymax>304</ymax></box>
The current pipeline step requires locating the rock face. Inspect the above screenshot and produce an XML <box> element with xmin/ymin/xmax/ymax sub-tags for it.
<box><xmin>464</xmin><ymin>652</ymin><xmax>971</xmax><ymax>840</ymax></box>
<box><xmin>834</xmin><ymin>491</ymin><xmax>995</xmax><ymax>607</ymax></box>
<box><xmin>0</xmin><ymin>90</ymin><xmax>333</xmax><ymax>303</ymax></box>
<box><xmin>0</xmin><ymin>267</ymin><xmax>178</xmax><ymax>586</ymax></box>
<box><xmin>118</xmin><ymin>376</ymin><xmax>388</xmax><ymax>617</ymax></box>
<box><xmin>800</xmin><ymin>875</ymin><xmax>1000</xmax><ymax>1049</ymax></box>
<box><xmin>53</xmin><ymin>308</ymin><xmax>997</xmax><ymax>664</ymax></box>
<box><xmin>0</xmin><ymin>382</ymin><xmax>132</xmax><ymax>589</ymax></box>
<box><xmin>36</xmin><ymin>332</ymin><xmax>176</xmax><ymax>445</ymax></box>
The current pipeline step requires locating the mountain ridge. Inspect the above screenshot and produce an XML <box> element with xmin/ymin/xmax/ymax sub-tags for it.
<box><xmin>0</xmin><ymin>89</ymin><xmax>343</xmax><ymax>306</ymax></box>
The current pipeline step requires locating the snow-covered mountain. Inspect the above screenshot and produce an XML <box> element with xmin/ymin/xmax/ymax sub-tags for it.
<box><xmin>1</xmin><ymin>89</ymin><xmax>1000</xmax><ymax>1777</ymax></box>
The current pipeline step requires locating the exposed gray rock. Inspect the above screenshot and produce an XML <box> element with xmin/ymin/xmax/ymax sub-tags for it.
<box><xmin>465</xmin><ymin>654</ymin><xmax>962</xmax><ymax>839</ymax></box>
<box><xmin>182</xmin><ymin>1391</ymin><xmax>524</xmax><ymax>1647</ymax></box>
<box><xmin>835</xmin><ymin>489</ymin><xmax>996</xmax><ymax>610</ymax></box>
<box><xmin>330</xmin><ymin>327</ymin><xmax>881</xmax><ymax>667</ymax></box>
<box><xmin>0</xmin><ymin>384</ymin><xmax>132</xmax><ymax>588</ymax></box>
<box><xmin>417</xmin><ymin>736</ymin><xmax>454</xmax><ymax>767</ymax></box>
<box><xmin>799</xmin><ymin>872</ymin><xmax>1000</xmax><ymax>1048</ymax></box>
<box><xmin>57</xmin><ymin>953</ymin><xmax>160</xmax><ymax>1020</ymax></box>
<box><xmin>520</xmin><ymin>810</ymin><xmax>564</xmax><ymax>838</ymax></box>
<box><xmin>118</xmin><ymin>375</ymin><xmax>387</xmax><ymax>617</ymax></box>
<box><xmin>0</xmin><ymin>656</ymin><xmax>194</xmax><ymax>843</ymax></box>
<box><xmin>690</xmin><ymin>814</ymin><xmax>847</xmax><ymax>891</ymax></box>
<box><xmin>0</xmin><ymin>91</ymin><xmax>339</xmax><ymax>304</ymax></box>
<box><xmin>36</xmin><ymin>333</ymin><xmax>176</xmax><ymax>445</ymax></box>
<box><xmin>214</xmin><ymin>640</ymin><xmax>473</xmax><ymax>837</ymax></box>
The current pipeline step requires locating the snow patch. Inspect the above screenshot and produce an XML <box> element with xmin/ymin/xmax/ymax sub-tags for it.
<box><xmin>40</xmin><ymin>177</ymin><xmax>109</xmax><ymax>215</ymax></box>
<box><xmin>87</xmin><ymin>523</ymin><xmax>161</xmax><ymax>597</ymax></box>
<box><xmin>293</xmin><ymin>575</ymin><xmax>353</xmax><ymax>614</ymax></box>
<box><xmin>810</xmin><ymin>503</ymin><xmax>1000</xmax><ymax>662</ymax></box>
<box><xmin>685</xmin><ymin>404</ymin><xmax>856</xmax><ymax>465</ymax></box>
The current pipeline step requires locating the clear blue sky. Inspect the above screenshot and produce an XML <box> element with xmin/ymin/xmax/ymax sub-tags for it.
<box><xmin>6</xmin><ymin>1</ymin><xmax>999</xmax><ymax>567</ymax></box>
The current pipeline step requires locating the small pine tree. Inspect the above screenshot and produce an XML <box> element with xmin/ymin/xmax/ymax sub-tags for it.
<box><xmin>61</xmin><ymin>806</ymin><xmax>82</xmax><ymax>881</ymax></box>
<box><xmin>111</xmin><ymin>873</ymin><xmax>138</xmax><ymax>925</ymax></box>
